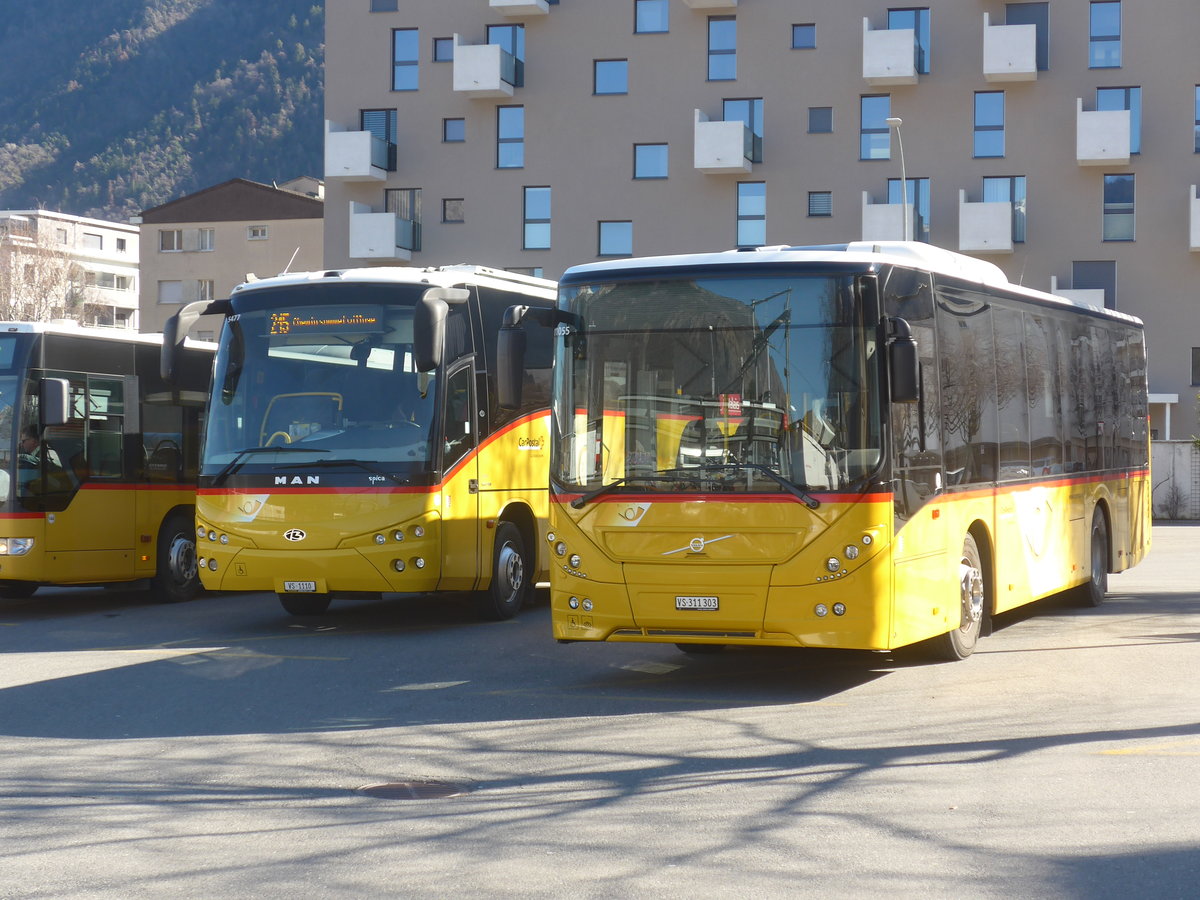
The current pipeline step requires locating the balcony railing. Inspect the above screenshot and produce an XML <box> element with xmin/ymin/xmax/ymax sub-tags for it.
<box><xmin>693</xmin><ymin>110</ymin><xmax>753</xmax><ymax>174</ymax></box>
<box><xmin>348</xmin><ymin>202</ymin><xmax>418</xmax><ymax>261</ymax></box>
<box><xmin>489</xmin><ymin>0</ymin><xmax>550</xmax><ymax>15</ymax></box>
<box><xmin>1076</xmin><ymin>98</ymin><xmax>1131</xmax><ymax>166</ymax></box>
<box><xmin>1191</xmin><ymin>186</ymin><xmax>1200</xmax><ymax>251</ymax></box>
<box><xmin>861</xmin><ymin>191</ymin><xmax>913</xmax><ymax>243</ymax></box>
<box><xmin>982</xmin><ymin>13</ymin><xmax>1037</xmax><ymax>82</ymax></box>
<box><xmin>325</xmin><ymin>125</ymin><xmax>392</xmax><ymax>181</ymax></box>
<box><xmin>453</xmin><ymin>36</ymin><xmax>518</xmax><ymax>98</ymax></box>
<box><xmin>862</xmin><ymin>18</ymin><xmax>918</xmax><ymax>85</ymax></box>
<box><xmin>958</xmin><ymin>190</ymin><xmax>1014</xmax><ymax>255</ymax></box>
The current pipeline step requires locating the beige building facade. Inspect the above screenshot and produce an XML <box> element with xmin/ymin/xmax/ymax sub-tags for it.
<box><xmin>136</xmin><ymin>178</ymin><xmax>324</xmax><ymax>340</ymax></box>
<box><xmin>324</xmin><ymin>0</ymin><xmax>1200</xmax><ymax>438</ymax></box>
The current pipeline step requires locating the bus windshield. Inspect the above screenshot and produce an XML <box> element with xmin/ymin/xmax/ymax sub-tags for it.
<box><xmin>203</xmin><ymin>290</ymin><xmax>437</xmax><ymax>480</ymax></box>
<box><xmin>553</xmin><ymin>273</ymin><xmax>881</xmax><ymax>495</ymax></box>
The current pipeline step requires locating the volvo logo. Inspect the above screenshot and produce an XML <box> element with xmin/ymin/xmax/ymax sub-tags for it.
<box><xmin>663</xmin><ymin>534</ymin><xmax>733</xmax><ymax>556</ymax></box>
<box><xmin>283</xmin><ymin>529</ymin><xmax>307</xmax><ymax>542</ymax></box>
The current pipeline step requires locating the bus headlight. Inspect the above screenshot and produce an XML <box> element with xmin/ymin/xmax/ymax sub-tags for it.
<box><xmin>814</xmin><ymin>603</ymin><xmax>829</xmax><ymax>617</ymax></box>
<box><xmin>825</xmin><ymin>557</ymin><xmax>840</xmax><ymax>573</ymax></box>
<box><xmin>0</xmin><ymin>538</ymin><xmax>34</xmax><ymax>556</ymax></box>
<box><xmin>554</xmin><ymin>542</ymin><xmax>567</xmax><ymax>558</ymax></box>
<box><xmin>375</xmin><ymin>534</ymin><xmax>386</xmax><ymax>545</ymax></box>
<box><xmin>844</xmin><ymin>545</ymin><xmax>860</xmax><ymax>560</ymax></box>
<box><xmin>413</xmin><ymin>525</ymin><xmax>425</xmax><ymax>538</ymax></box>
<box><xmin>207</xmin><ymin>559</ymin><xmax>218</xmax><ymax>571</ymax></box>
<box><xmin>414</xmin><ymin>557</ymin><xmax>425</xmax><ymax>569</ymax></box>
<box><xmin>196</xmin><ymin>526</ymin><xmax>207</xmax><ymax>538</ymax></box>
<box><xmin>568</xmin><ymin>553</ymin><xmax>582</xmax><ymax>568</ymax></box>
<box><xmin>393</xmin><ymin>530</ymin><xmax>405</xmax><ymax>542</ymax></box>
<box><xmin>393</xmin><ymin>559</ymin><xmax>406</xmax><ymax>572</ymax></box>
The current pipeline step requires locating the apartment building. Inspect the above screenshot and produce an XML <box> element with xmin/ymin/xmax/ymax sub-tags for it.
<box><xmin>136</xmin><ymin>178</ymin><xmax>324</xmax><ymax>339</ymax></box>
<box><xmin>324</xmin><ymin>0</ymin><xmax>1200</xmax><ymax>438</ymax></box>
<box><xmin>0</xmin><ymin>209</ymin><xmax>139</xmax><ymax>328</ymax></box>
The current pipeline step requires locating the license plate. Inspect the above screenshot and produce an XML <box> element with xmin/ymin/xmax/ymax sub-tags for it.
<box><xmin>676</xmin><ymin>595</ymin><xmax>719</xmax><ymax>611</ymax></box>
<box><xmin>283</xmin><ymin>581</ymin><xmax>318</xmax><ymax>592</ymax></box>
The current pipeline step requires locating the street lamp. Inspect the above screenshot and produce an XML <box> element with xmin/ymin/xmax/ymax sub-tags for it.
<box><xmin>886</xmin><ymin>116</ymin><xmax>910</xmax><ymax>242</ymax></box>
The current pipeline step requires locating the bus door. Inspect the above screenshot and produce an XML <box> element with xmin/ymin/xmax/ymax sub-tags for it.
<box><xmin>437</xmin><ymin>361</ymin><xmax>481</xmax><ymax>590</ymax></box>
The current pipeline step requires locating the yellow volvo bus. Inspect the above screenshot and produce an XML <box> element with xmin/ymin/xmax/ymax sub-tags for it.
<box><xmin>498</xmin><ymin>242</ymin><xmax>1150</xmax><ymax>660</ymax></box>
<box><xmin>0</xmin><ymin>322</ymin><xmax>212</xmax><ymax>602</ymax></box>
<box><xmin>162</xmin><ymin>265</ymin><xmax>557</xmax><ymax>619</ymax></box>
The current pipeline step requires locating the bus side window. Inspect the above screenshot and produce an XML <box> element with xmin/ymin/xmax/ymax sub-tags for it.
<box><xmin>442</xmin><ymin>364</ymin><xmax>476</xmax><ymax>469</ymax></box>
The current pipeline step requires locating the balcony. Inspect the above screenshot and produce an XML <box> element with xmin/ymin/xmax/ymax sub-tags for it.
<box><xmin>1076</xmin><ymin>98</ymin><xmax>1130</xmax><ymax>166</ymax></box>
<box><xmin>324</xmin><ymin>124</ymin><xmax>391</xmax><ymax>182</ymax></box>
<box><xmin>1191</xmin><ymin>186</ymin><xmax>1200</xmax><ymax>251</ymax></box>
<box><xmin>861</xmin><ymin>191</ymin><xmax>913</xmax><ymax>242</ymax></box>
<box><xmin>958</xmin><ymin>190</ymin><xmax>1013</xmax><ymax>254</ymax></box>
<box><xmin>682</xmin><ymin>0</ymin><xmax>738</xmax><ymax>7</ymax></box>
<box><xmin>1049</xmin><ymin>276</ymin><xmax>1105</xmax><ymax>309</ymax></box>
<box><xmin>348</xmin><ymin>202</ymin><xmax>419</xmax><ymax>262</ymax></box>
<box><xmin>489</xmin><ymin>0</ymin><xmax>550</xmax><ymax>15</ymax></box>
<box><xmin>452</xmin><ymin>35</ymin><xmax>517</xmax><ymax>98</ymax></box>
<box><xmin>862</xmin><ymin>18</ymin><xmax>918</xmax><ymax>85</ymax></box>
<box><xmin>982</xmin><ymin>13</ymin><xmax>1037</xmax><ymax>82</ymax></box>
<box><xmin>693</xmin><ymin>110</ymin><xmax>753</xmax><ymax>174</ymax></box>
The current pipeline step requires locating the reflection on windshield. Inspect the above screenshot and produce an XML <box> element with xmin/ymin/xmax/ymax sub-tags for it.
<box><xmin>203</xmin><ymin>302</ymin><xmax>436</xmax><ymax>477</ymax></box>
<box><xmin>552</xmin><ymin>274</ymin><xmax>881</xmax><ymax>494</ymax></box>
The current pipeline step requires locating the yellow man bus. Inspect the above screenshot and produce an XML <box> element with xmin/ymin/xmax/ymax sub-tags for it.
<box><xmin>0</xmin><ymin>322</ymin><xmax>212</xmax><ymax>601</ymax></box>
<box><xmin>498</xmin><ymin>242</ymin><xmax>1150</xmax><ymax>660</ymax></box>
<box><xmin>162</xmin><ymin>265</ymin><xmax>556</xmax><ymax>619</ymax></box>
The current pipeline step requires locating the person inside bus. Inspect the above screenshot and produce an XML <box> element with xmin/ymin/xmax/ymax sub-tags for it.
<box><xmin>19</xmin><ymin>425</ymin><xmax>61</xmax><ymax>469</ymax></box>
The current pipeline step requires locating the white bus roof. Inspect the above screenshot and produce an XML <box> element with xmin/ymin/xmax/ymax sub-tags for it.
<box><xmin>230</xmin><ymin>264</ymin><xmax>557</xmax><ymax>301</ymax></box>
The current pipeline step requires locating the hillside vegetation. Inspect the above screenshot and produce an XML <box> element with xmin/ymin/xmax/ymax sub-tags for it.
<box><xmin>0</xmin><ymin>0</ymin><xmax>324</xmax><ymax>221</ymax></box>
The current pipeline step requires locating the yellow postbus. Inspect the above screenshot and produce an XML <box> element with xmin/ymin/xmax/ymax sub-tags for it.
<box><xmin>0</xmin><ymin>322</ymin><xmax>212</xmax><ymax>602</ymax></box>
<box><xmin>162</xmin><ymin>265</ymin><xmax>557</xmax><ymax>619</ymax></box>
<box><xmin>498</xmin><ymin>242</ymin><xmax>1150</xmax><ymax>660</ymax></box>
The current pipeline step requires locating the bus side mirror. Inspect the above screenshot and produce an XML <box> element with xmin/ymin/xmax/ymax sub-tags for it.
<box><xmin>415</xmin><ymin>287</ymin><xmax>469</xmax><ymax>372</ymax></box>
<box><xmin>39</xmin><ymin>377</ymin><xmax>70</xmax><ymax>427</ymax></box>
<box><xmin>887</xmin><ymin>317</ymin><xmax>920</xmax><ymax>404</ymax></box>
<box><xmin>161</xmin><ymin>298</ymin><xmax>229</xmax><ymax>384</ymax></box>
<box><xmin>497</xmin><ymin>305</ymin><xmax>529</xmax><ymax>410</ymax></box>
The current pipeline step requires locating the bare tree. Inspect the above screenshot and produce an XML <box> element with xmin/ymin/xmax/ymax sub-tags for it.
<box><xmin>0</xmin><ymin>218</ymin><xmax>99</xmax><ymax>322</ymax></box>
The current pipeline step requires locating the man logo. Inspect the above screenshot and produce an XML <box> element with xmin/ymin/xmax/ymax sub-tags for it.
<box><xmin>283</xmin><ymin>529</ymin><xmax>307</xmax><ymax>542</ymax></box>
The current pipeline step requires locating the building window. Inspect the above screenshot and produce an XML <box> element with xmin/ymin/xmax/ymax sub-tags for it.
<box><xmin>1074</xmin><ymin>260</ymin><xmax>1117</xmax><ymax>309</ymax></box>
<box><xmin>594</xmin><ymin>59</ymin><xmax>628</xmax><ymax>95</ymax></box>
<box><xmin>808</xmin><ymin>107</ymin><xmax>833</xmax><ymax>134</ymax></box>
<box><xmin>1195</xmin><ymin>87</ymin><xmax>1200</xmax><ymax>152</ymax></box>
<box><xmin>598</xmin><ymin>221</ymin><xmax>633</xmax><ymax>257</ymax></box>
<box><xmin>443</xmin><ymin>118</ymin><xmax>465</xmax><ymax>143</ymax></box>
<box><xmin>635</xmin><ymin>0</ymin><xmax>668</xmax><ymax>34</ymax></box>
<box><xmin>157</xmin><ymin>281</ymin><xmax>183</xmax><ymax>304</ymax></box>
<box><xmin>488</xmin><ymin>24</ymin><xmax>525</xmax><ymax>88</ymax></box>
<box><xmin>1089</xmin><ymin>1</ymin><xmax>1121</xmax><ymax>68</ymax></box>
<box><xmin>116</xmin><ymin>238</ymin><xmax>127</xmax><ymax>252</ymax></box>
<box><xmin>198</xmin><ymin>280</ymin><xmax>215</xmax><ymax>302</ymax></box>
<box><xmin>497</xmin><ymin>106</ymin><xmax>525</xmax><ymax>168</ymax></box>
<box><xmin>371</xmin><ymin>0</ymin><xmax>398</xmax><ymax>11</ymax></box>
<box><xmin>888</xmin><ymin>177</ymin><xmax>931</xmax><ymax>242</ymax></box>
<box><xmin>392</xmin><ymin>29</ymin><xmax>418</xmax><ymax>91</ymax></box>
<box><xmin>1191</xmin><ymin>348</ymin><xmax>1200</xmax><ymax>385</ymax></box>
<box><xmin>974</xmin><ymin>91</ymin><xmax>1005</xmax><ymax>158</ymax></box>
<box><xmin>708</xmin><ymin>16</ymin><xmax>736</xmax><ymax>81</ymax></box>
<box><xmin>386</xmin><ymin>188</ymin><xmax>422</xmax><ymax>251</ymax></box>
<box><xmin>1102</xmin><ymin>174</ymin><xmax>1134</xmax><ymax>241</ymax></box>
<box><xmin>362</xmin><ymin>108</ymin><xmax>398</xmax><ymax>169</ymax></box>
<box><xmin>634</xmin><ymin>143</ymin><xmax>668</xmax><ymax>179</ymax></box>
<box><xmin>1005</xmin><ymin>2</ymin><xmax>1049</xmax><ymax>70</ymax></box>
<box><xmin>524</xmin><ymin>187</ymin><xmax>551</xmax><ymax>250</ymax></box>
<box><xmin>248</xmin><ymin>225</ymin><xmax>269</xmax><ymax>240</ymax></box>
<box><xmin>159</xmin><ymin>229</ymin><xmax>182</xmax><ymax>252</ymax></box>
<box><xmin>55</xmin><ymin>228</ymin><xmax>68</xmax><ymax>244</ymax></box>
<box><xmin>888</xmin><ymin>7</ymin><xmax>930</xmax><ymax>74</ymax></box>
<box><xmin>736</xmin><ymin>182</ymin><xmax>766</xmax><ymax>248</ymax></box>
<box><xmin>723</xmin><ymin>98</ymin><xmax>763</xmax><ymax>163</ymax></box>
<box><xmin>808</xmin><ymin>192</ymin><xmax>832</xmax><ymax>217</ymax></box>
<box><xmin>860</xmin><ymin>95</ymin><xmax>891</xmax><ymax>160</ymax></box>
<box><xmin>792</xmin><ymin>24</ymin><xmax>816</xmax><ymax>49</ymax></box>
<box><xmin>433</xmin><ymin>37</ymin><xmax>454</xmax><ymax>62</ymax></box>
<box><xmin>81</xmin><ymin>232</ymin><xmax>103</xmax><ymax>250</ymax></box>
<box><xmin>1096</xmin><ymin>86</ymin><xmax>1141</xmax><ymax>154</ymax></box>
<box><xmin>198</xmin><ymin>228</ymin><xmax>214</xmax><ymax>252</ymax></box>
<box><xmin>443</xmin><ymin>199</ymin><xmax>464</xmax><ymax>224</ymax></box>
<box><xmin>983</xmin><ymin>176</ymin><xmax>1027</xmax><ymax>243</ymax></box>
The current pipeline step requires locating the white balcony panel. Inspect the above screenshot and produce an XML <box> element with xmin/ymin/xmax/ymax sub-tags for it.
<box><xmin>489</xmin><ymin>0</ymin><xmax>549</xmax><ymax>15</ymax></box>
<box><xmin>693</xmin><ymin>110</ymin><xmax>751</xmax><ymax>175</ymax></box>
<box><xmin>325</xmin><ymin>129</ymin><xmax>387</xmax><ymax>182</ymax></box>
<box><xmin>982</xmin><ymin>14</ymin><xmax>1037</xmax><ymax>82</ymax></box>
<box><xmin>1049</xmin><ymin>277</ymin><xmax>1106</xmax><ymax>308</ymax></box>
<box><xmin>958</xmin><ymin>190</ymin><xmax>1013</xmax><ymax>255</ymax></box>
<box><xmin>1191</xmin><ymin>185</ymin><xmax>1200</xmax><ymax>251</ymax></box>
<box><xmin>1076</xmin><ymin>99</ymin><xmax>1130</xmax><ymax>166</ymax></box>
<box><xmin>863</xmin><ymin>19</ymin><xmax>917</xmax><ymax>85</ymax></box>
<box><xmin>452</xmin><ymin>37</ymin><xmax>514</xmax><ymax>99</ymax></box>
<box><xmin>349</xmin><ymin>202</ymin><xmax>412</xmax><ymax>262</ymax></box>
<box><xmin>682</xmin><ymin>0</ymin><xmax>738</xmax><ymax>7</ymax></box>
<box><xmin>861</xmin><ymin>192</ymin><xmax>913</xmax><ymax>243</ymax></box>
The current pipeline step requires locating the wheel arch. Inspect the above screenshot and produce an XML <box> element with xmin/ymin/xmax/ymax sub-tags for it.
<box><xmin>1090</xmin><ymin>499</ymin><xmax>1113</xmax><ymax>574</ymax></box>
<box><xmin>967</xmin><ymin>519</ymin><xmax>995</xmax><ymax>616</ymax></box>
<box><xmin>495</xmin><ymin>501</ymin><xmax>539</xmax><ymax>575</ymax></box>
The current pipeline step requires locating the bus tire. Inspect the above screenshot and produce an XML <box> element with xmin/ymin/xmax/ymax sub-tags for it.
<box><xmin>1075</xmin><ymin>513</ymin><xmax>1109</xmax><ymax>607</ymax></box>
<box><xmin>0</xmin><ymin>581</ymin><xmax>38</xmax><ymax>599</ymax></box>
<box><xmin>931</xmin><ymin>532</ymin><xmax>986</xmax><ymax>661</ymax></box>
<box><xmin>278</xmin><ymin>593</ymin><xmax>332</xmax><ymax>616</ymax></box>
<box><xmin>476</xmin><ymin>522</ymin><xmax>530</xmax><ymax>621</ymax></box>
<box><xmin>151</xmin><ymin>511</ymin><xmax>200</xmax><ymax>604</ymax></box>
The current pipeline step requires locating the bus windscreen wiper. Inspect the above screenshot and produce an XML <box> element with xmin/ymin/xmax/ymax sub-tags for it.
<box><xmin>570</xmin><ymin>471</ymin><xmax>689</xmax><ymax>509</ymax></box>
<box><xmin>694</xmin><ymin>463</ymin><xmax>821</xmax><ymax>509</ymax></box>
<box><xmin>211</xmin><ymin>446</ymin><xmax>329</xmax><ymax>487</ymax></box>
<box><xmin>275</xmin><ymin>457</ymin><xmax>409</xmax><ymax>486</ymax></box>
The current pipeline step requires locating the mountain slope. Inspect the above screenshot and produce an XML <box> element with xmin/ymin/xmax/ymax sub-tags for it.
<box><xmin>0</xmin><ymin>0</ymin><xmax>324</xmax><ymax>220</ymax></box>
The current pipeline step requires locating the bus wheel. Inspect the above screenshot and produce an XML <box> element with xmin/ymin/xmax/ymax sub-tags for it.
<box><xmin>931</xmin><ymin>533</ymin><xmax>986</xmax><ymax>661</ymax></box>
<box><xmin>278</xmin><ymin>594</ymin><xmax>332</xmax><ymax>616</ymax></box>
<box><xmin>151</xmin><ymin>512</ymin><xmax>200</xmax><ymax>604</ymax></box>
<box><xmin>0</xmin><ymin>581</ymin><xmax>38</xmax><ymax>599</ymax></box>
<box><xmin>1076</xmin><ymin>514</ymin><xmax>1109</xmax><ymax>607</ymax></box>
<box><xmin>476</xmin><ymin>522</ymin><xmax>529</xmax><ymax>621</ymax></box>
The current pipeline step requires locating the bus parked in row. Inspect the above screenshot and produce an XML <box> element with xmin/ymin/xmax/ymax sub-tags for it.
<box><xmin>162</xmin><ymin>265</ymin><xmax>557</xmax><ymax>619</ymax></box>
<box><xmin>0</xmin><ymin>322</ymin><xmax>213</xmax><ymax>601</ymax></box>
<box><xmin>498</xmin><ymin>241</ymin><xmax>1150</xmax><ymax>660</ymax></box>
